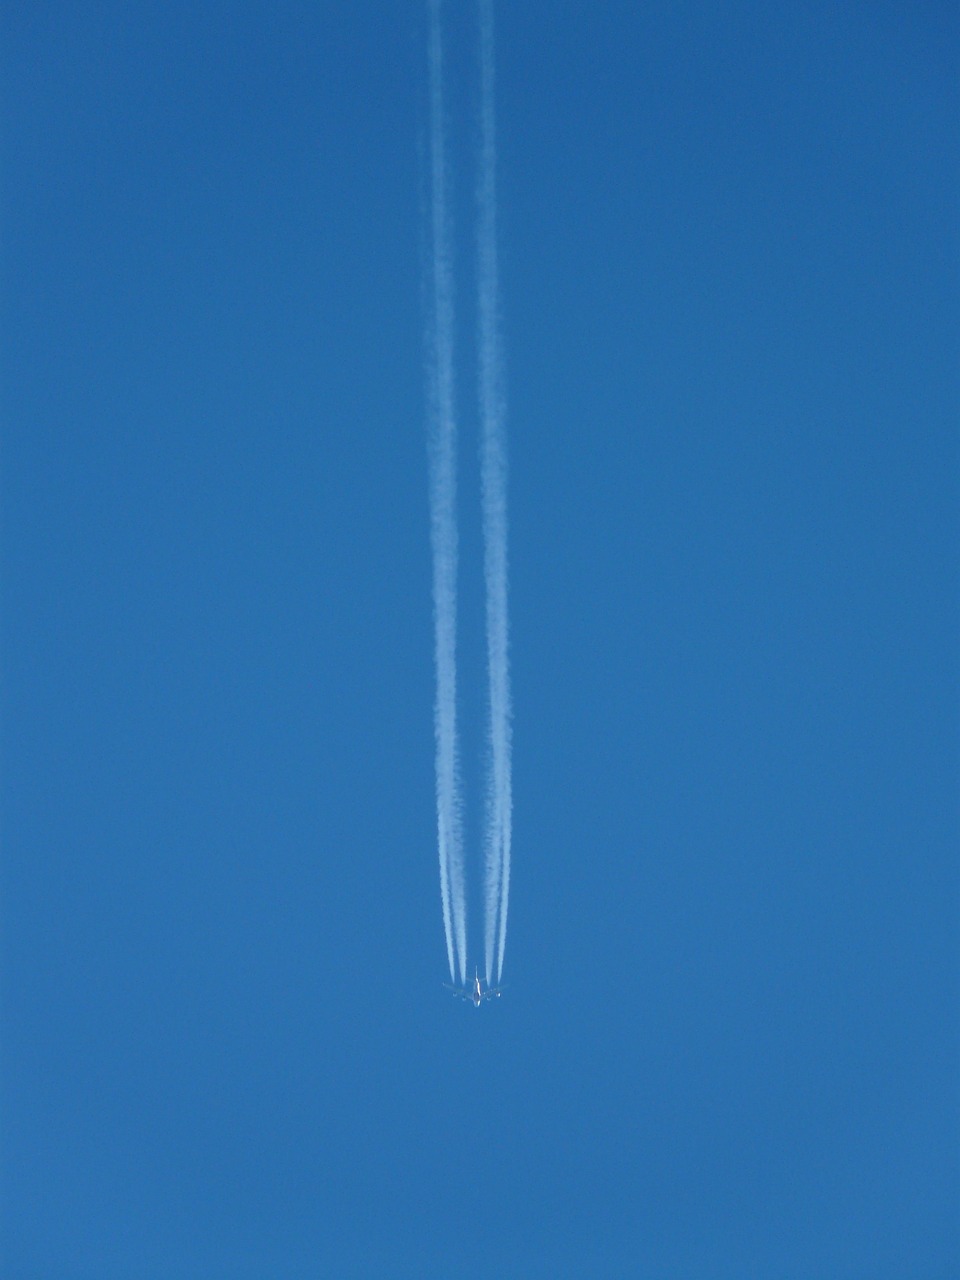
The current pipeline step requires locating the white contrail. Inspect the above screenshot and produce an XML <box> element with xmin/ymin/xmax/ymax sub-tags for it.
<box><xmin>427</xmin><ymin>0</ymin><xmax>468</xmax><ymax>985</ymax></box>
<box><xmin>477</xmin><ymin>0</ymin><xmax>512</xmax><ymax>986</ymax></box>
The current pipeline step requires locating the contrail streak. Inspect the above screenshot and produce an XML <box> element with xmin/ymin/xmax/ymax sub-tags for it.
<box><xmin>477</xmin><ymin>0</ymin><xmax>512</xmax><ymax>986</ymax></box>
<box><xmin>427</xmin><ymin>0</ymin><xmax>467</xmax><ymax>984</ymax></box>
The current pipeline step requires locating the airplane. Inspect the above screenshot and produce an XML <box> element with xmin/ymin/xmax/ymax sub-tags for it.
<box><xmin>445</xmin><ymin>967</ymin><xmax>504</xmax><ymax>1007</ymax></box>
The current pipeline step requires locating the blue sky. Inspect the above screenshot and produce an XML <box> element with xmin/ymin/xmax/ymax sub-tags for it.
<box><xmin>1</xmin><ymin>3</ymin><xmax>957</xmax><ymax>1276</ymax></box>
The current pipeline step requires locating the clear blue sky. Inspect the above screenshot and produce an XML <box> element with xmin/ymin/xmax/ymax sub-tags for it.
<box><xmin>2</xmin><ymin>3</ymin><xmax>957</xmax><ymax>1276</ymax></box>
